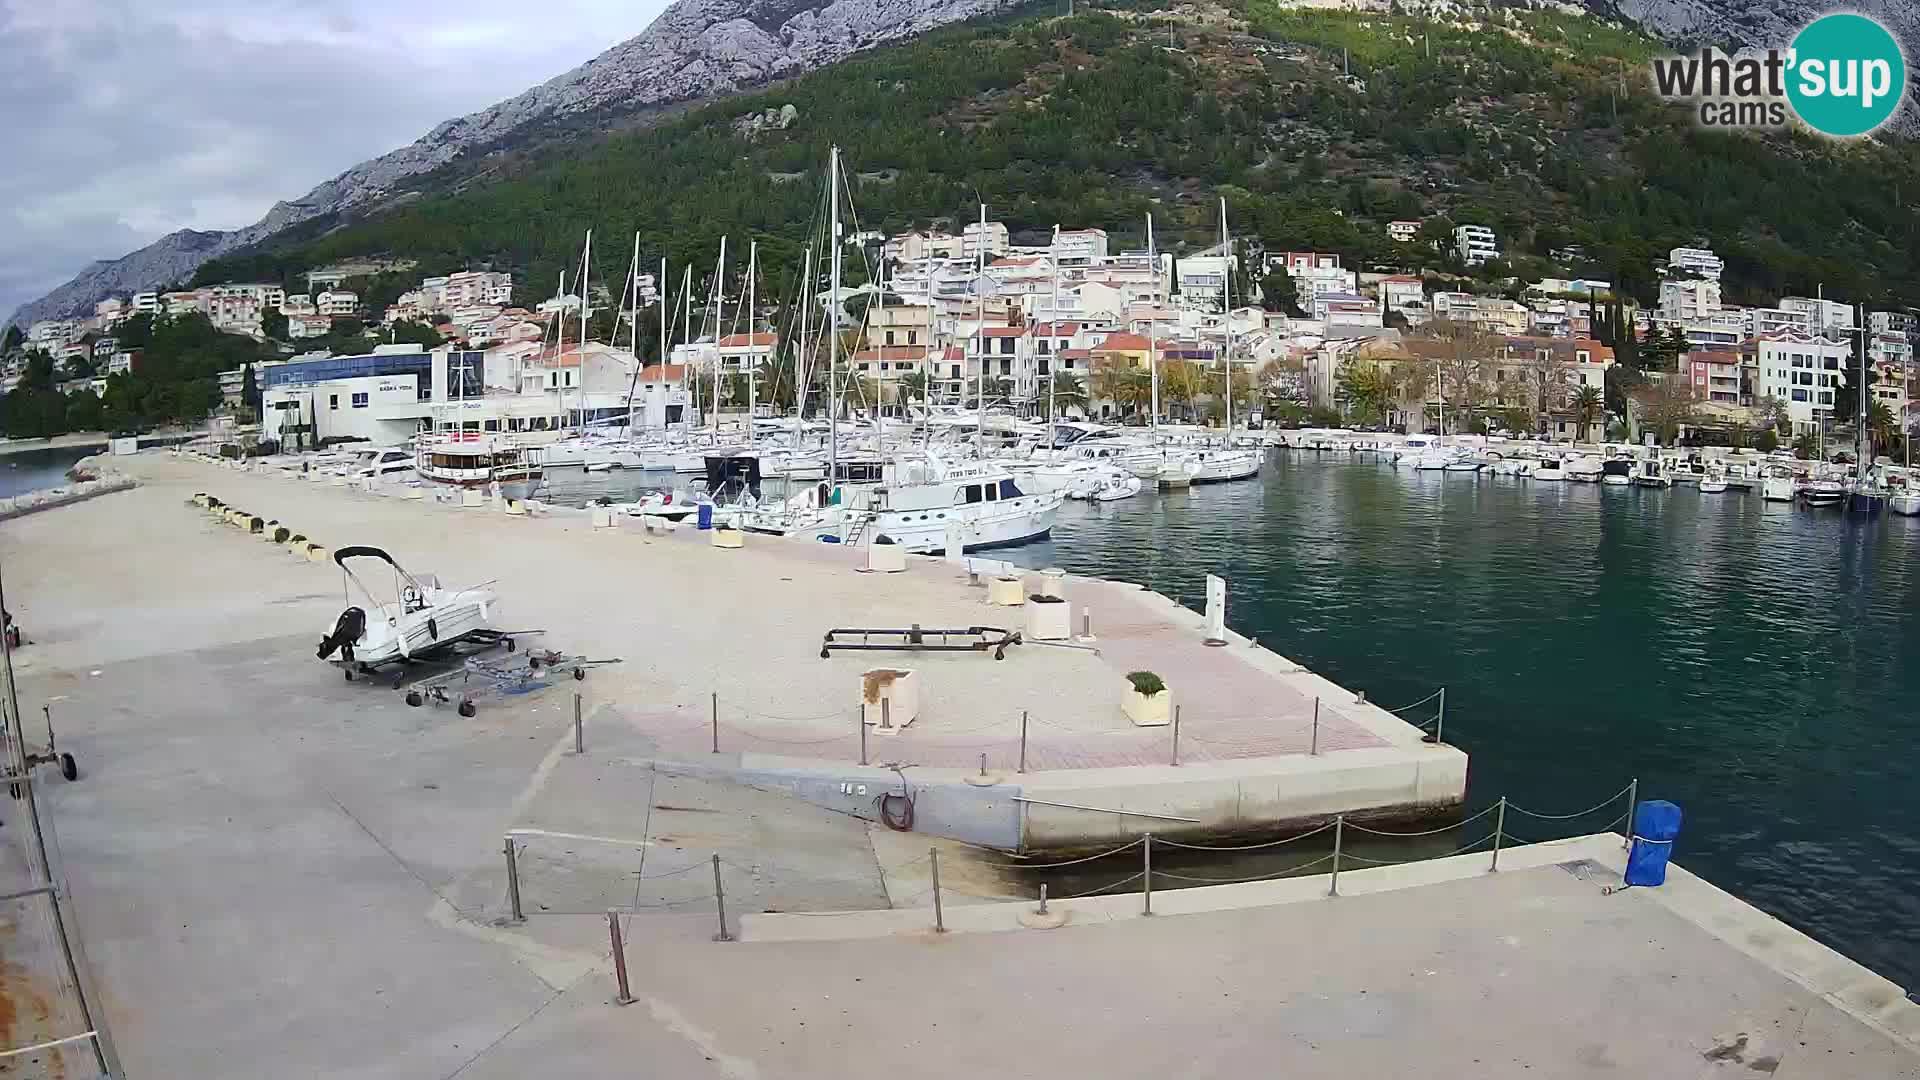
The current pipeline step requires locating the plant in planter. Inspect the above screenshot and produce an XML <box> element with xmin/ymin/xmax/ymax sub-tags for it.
<box><xmin>1023</xmin><ymin>592</ymin><xmax>1070</xmax><ymax>640</ymax></box>
<box><xmin>1122</xmin><ymin>670</ymin><xmax>1171</xmax><ymax>726</ymax></box>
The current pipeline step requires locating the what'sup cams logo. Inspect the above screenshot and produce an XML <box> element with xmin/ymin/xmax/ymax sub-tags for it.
<box><xmin>1650</xmin><ymin>13</ymin><xmax>1908</xmax><ymax>137</ymax></box>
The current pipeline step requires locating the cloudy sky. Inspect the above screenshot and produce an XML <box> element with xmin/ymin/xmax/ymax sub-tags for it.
<box><xmin>0</xmin><ymin>0</ymin><xmax>669</xmax><ymax>321</ymax></box>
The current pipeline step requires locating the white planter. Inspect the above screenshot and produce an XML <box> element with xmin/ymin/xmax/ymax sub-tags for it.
<box><xmin>1024</xmin><ymin>595</ymin><xmax>1071</xmax><ymax>641</ymax></box>
<box><xmin>861</xmin><ymin>668</ymin><xmax>918</xmax><ymax>732</ymax></box>
<box><xmin>1122</xmin><ymin>686</ymin><xmax>1172</xmax><ymax>727</ymax></box>
<box><xmin>590</xmin><ymin>507</ymin><xmax>615</xmax><ymax>529</ymax></box>
<box><xmin>710</xmin><ymin>527</ymin><xmax>744</xmax><ymax>549</ymax></box>
<box><xmin>987</xmin><ymin>576</ymin><xmax>1026</xmax><ymax>607</ymax></box>
<box><xmin>864</xmin><ymin>541</ymin><xmax>907</xmax><ymax>573</ymax></box>
<box><xmin>461</xmin><ymin>489</ymin><xmax>484</xmax><ymax>508</ymax></box>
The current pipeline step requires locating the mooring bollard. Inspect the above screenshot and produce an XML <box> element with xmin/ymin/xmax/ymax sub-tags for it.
<box><xmin>608</xmin><ymin>910</ymin><xmax>635</xmax><ymax>1006</ymax></box>
<box><xmin>711</xmin><ymin>854</ymin><xmax>732</xmax><ymax>942</ymax></box>
<box><xmin>710</xmin><ymin>692</ymin><xmax>719</xmax><ymax>754</ymax></box>
<box><xmin>1171</xmin><ymin>705</ymin><xmax>1182</xmax><ymax>766</ymax></box>
<box><xmin>1311</xmin><ymin>697</ymin><xmax>1321</xmax><ymax>756</ymax></box>
<box><xmin>1328</xmin><ymin>815</ymin><xmax>1344</xmax><ymax>897</ymax></box>
<box><xmin>1623</xmin><ymin>777</ymin><xmax>1638</xmax><ymax>850</ymax></box>
<box><xmin>930</xmin><ymin>848</ymin><xmax>946</xmax><ymax>933</ymax></box>
<box><xmin>574</xmin><ymin>692</ymin><xmax>584</xmax><ymax>754</ymax></box>
<box><xmin>504</xmin><ymin>837</ymin><xmax>524</xmax><ymax>922</ymax></box>
<box><xmin>1142</xmin><ymin>833</ymin><xmax>1154</xmax><ymax>915</ymax></box>
<box><xmin>1081</xmin><ymin>609</ymin><xmax>1094</xmax><ymax>640</ymax></box>
<box><xmin>1490</xmin><ymin>797</ymin><xmax>1507</xmax><ymax>873</ymax></box>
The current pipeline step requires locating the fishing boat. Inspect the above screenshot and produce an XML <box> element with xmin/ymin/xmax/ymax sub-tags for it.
<box><xmin>1698</xmin><ymin>464</ymin><xmax>1729</xmax><ymax>495</ymax></box>
<box><xmin>315</xmin><ymin>546</ymin><xmax>498</xmax><ymax>677</ymax></box>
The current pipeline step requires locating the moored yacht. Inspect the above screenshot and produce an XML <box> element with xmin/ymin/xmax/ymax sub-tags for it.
<box><xmin>415</xmin><ymin>434</ymin><xmax>543</xmax><ymax>500</ymax></box>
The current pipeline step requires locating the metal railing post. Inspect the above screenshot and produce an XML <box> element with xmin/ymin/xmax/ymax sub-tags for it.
<box><xmin>504</xmin><ymin>837</ymin><xmax>524</xmax><ymax>922</ymax></box>
<box><xmin>1435</xmin><ymin>687</ymin><xmax>1446</xmax><ymax>746</ymax></box>
<box><xmin>1490</xmin><ymin>797</ymin><xmax>1507</xmax><ymax>873</ymax></box>
<box><xmin>1328</xmin><ymin>815</ymin><xmax>1344</xmax><ymax>896</ymax></box>
<box><xmin>1623</xmin><ymin>777</ymin><xmax>1638</xmax><ymax>850</ymax></box>
<box><xmin>1142</xmin><ymin>833</ymin><xmax>1154</xmax><ymax>915</ymax></box>
<box><xmin>711</xmin><ymin>854</ymin><xmax>732</xmax><ymax>941</ymax></box>
<box><xmin>1019</xmin><ymin>710</ymin><xmax>1029</xmax><ymax>773</ymax></box>
<box><xmin>979</xmin><ymin>752</ymin><xmax>987</xmax><ymax>778</ymax></box>
<box><xmin>1037</xmin><ymin>883</ymin><xmax>1048</xmax><ymax>915</ymax></box>
<box><xmin>608</xmin><ymin>910</ymin><xmax>635</xmax><ymax>1006</ymax></box>
<box><xmin>574</xmin><ymin>692</ymin><xmax>584</xmax><ymax>754</ymax></box>
<box><xmin>1171</xmin><ymin>706</ymin><xmax>1181</xmax><ymax>766</ymax></box>
<box><xmin>859</xmin><ymin>708</ymin><xmax>868</xmax><ymax>766</ymax></box>
<box><xmin>930</xmin><ymin>848</ymin><xmax>946</xmax><ymax>933</ymax></box>
<box><xmin>710</xmin><ymin>692</ymin><xmax>719</xmax><ymax>754</ymax></box>
<box><xmin>1311</xmin><ymin>697</ymin><xmax>1320</xmax><ymax>756</ymax></box>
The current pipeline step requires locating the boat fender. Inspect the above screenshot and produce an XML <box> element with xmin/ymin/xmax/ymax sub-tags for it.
<box><xmin>426</xmin><ymin>618</ymin><xmax>439</xmax><ymax>641</ymax></box>
<box><xmin>317</xmin><ymin>607</ymin><xmax>367</xmax><ymax>660</ymax></box>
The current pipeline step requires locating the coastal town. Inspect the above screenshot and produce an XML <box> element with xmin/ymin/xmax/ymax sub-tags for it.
<box><xmin>6</xmin><ymin>220</ymin><xmax>1914</xmax><ymax>460</ymax></box>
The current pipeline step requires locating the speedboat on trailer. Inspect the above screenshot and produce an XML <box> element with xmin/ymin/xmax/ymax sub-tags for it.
<box><xmin>316</xmin><ymin>546</ymin><xmax>500</xmax><ymax>679</ymax></box>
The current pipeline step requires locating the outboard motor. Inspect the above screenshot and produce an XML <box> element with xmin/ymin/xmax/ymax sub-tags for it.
<box><xmin>317</xmin><ymin>606</ymin><xmax>368</xmax><ymax>661</ymax></box>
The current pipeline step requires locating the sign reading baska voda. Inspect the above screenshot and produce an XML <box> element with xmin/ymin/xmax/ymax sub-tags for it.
<box><xmin>1649</xmin><ymin>12</ymin><xmax>1909</xmax><ymax>137</ymax></box>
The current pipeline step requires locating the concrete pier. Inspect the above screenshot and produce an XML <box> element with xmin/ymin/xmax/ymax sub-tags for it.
<box><xmin>0</xmin><ymin>452</ymin><xmax>1913</xmax><ymax>1077</ymax></box>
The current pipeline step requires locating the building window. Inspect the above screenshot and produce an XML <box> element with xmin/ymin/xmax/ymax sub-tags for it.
<box><xmin>484</xmin><ymin>419</ymin><xmax>500</xmax><ymax>431</ymax></box>
<box><xmin>1038</xmin><ymin>358</ymin><xmax>1050</xmax><ymax>376</ymax></box>
<box><xmin>1038</xmin><ymin>340</ymin><xmax>1050</xmax><ymax>354</ymax></box>
<box><xmin>1792</xmin><ymin>389</ymin><xmax>1810</xmax><ymax>402</ymax></box>
<box><xmin>351</xmin><ymin>392</ymin><xmax>368</xmax><ymax>408</ymax></box>
<box><xmin>1819</xmin><ymin>391</ymin><xmax>1833</xmax><ymax>405</ymax></box>
<box><xmin>999</xmin><ymin>338</ymin><xmax>1014</xmax><ymax>355</ymax></box>
<box><xmin>885</xmin><ymin>331</ymin><xmax>895</xmax><ymax>346</ymax></box>
<box><xmin>329</xmin><ymin>394</ymin><xmax>338</xmax><ymax>410</ymax></box>
<box><xmin>951</xmin><ymin>365</ymin><xmax>961</xmax><ymax>378</ymax></box>
<box><xmin>907</xmin><ymin>331</ymin><xmax>917</xmax><ymax>345</ymax></box>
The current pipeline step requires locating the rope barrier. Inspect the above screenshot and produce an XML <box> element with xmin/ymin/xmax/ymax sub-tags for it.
<box><xmin>979</xmin><ymin>837</ymin><xmax>1143</xmax><ymax>869</ymax></box>
<box><xmin>1153</xmin><ymin>853</ymin><xmax>1336</xmax><ymax>885</ymax></box>
<box><xmin>633</xmin><ymin>862</ymin><xmax>707</xmax><ymax>881</ymax></box>
<box><xmin>1155</xmin><ymin>821</ymin><xmax>1335</xmax><ymax>851</ymax></box>
<box><xmin>715</xmin><ymin>723</ymin><xmax>851</xmax><ymax>747</ymax></box>
<box><xmin>1339</xmin><ymin>833</ymin><xmax>1495</xmax><ymax>867</ymax></box>
<box><xmin>1379</xmin><ymin>688</ymin><xmax>1443</xmax><ymax>715</ymax></box>
<box><xmin>1058</xmin><ymin>871</ymin><xmax>1145</xmax><ymax>899</ymax></box>
<box><xmin>1506</xmin><ymin>783</ymin><xmax>1635</xmax><ymax>822</ymax></box>
<box><xmin>1343</xmin><ymin>803</ymin><xmax>1499</xmax><ymax>839</ymax></box>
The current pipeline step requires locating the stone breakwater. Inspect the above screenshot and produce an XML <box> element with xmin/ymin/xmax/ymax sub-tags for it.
<box><xmin>0</xmin><ymin>456</ymin><xmax>137</xmax><ymax>521</ymax></box>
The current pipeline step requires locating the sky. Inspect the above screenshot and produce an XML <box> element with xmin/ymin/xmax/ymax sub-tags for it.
<box><xmin>0</xmin><ymin>0</ymin><xmax>670</xmax><ymax>322</ymax></box>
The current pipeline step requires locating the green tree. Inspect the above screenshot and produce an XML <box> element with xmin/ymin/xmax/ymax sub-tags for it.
<box><xmin>386</xmin><ymin>320</ymin><xmax>445</xmax><ymax>349</ymax></box>
<box><xmin>1</xmin><ymin>325</ymin><xmax>22</xmax><ymax>353</ymax></box>
<box><xmin>1049</xmin><ymin>370</ymin><xmax>1088</xmax><ymax>415</ymax></box>
<box><xmin>1755</xmin><ymin>429</ymin><xmax>1779</xmax><ymax>453</ymax></box>
<box><xmin>1866</xmin><ymin>399</ymin><xmax>1897</xmax><ymax>461</ymax></box>
<box><xmin>261</xmin><ymin>306</ymin><xmax>288</xmax><ymax>341</ymax></box>
<box><xmin>1570</xmin><ymin>385</ymin><xmax>1603</xmax><ymax>442</ymax></box>
<box><xmin>241</xmin><ymin>363</ymin><xmax>261</xmax><ymax>418</ymax></box>
<box><xmin>1336</xmin><ymin>360</ymin><xmax>1392</xmax><ymax>425</ymax></box>
<box><xmin>898</xmin><ymin>368</ymin><xmax>932</xmax><ymax>406</ymax></box>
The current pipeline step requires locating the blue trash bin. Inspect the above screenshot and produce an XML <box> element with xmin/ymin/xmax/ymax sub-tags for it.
<box><xmin>1624</xmin><ymin>800</ymin><xmax>1682</xmax><ymax>887</ymax></box>
<box><xmin>697</xmin><ymin>503</ymin><xmax>714</xmax><ymax>530</ymax></box>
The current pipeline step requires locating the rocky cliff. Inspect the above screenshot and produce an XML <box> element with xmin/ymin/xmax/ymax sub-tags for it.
<box><xmin>7</xmin><ymin>0</ymin><xmax>1022</xmax><ymax>328</ymax></box>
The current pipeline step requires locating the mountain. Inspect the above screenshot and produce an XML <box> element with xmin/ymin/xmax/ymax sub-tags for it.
<box><xmin>10</xmin><ymin>0</ymin><xmax>1920</xmax><ymax>329</ymax></box>
<box><xmin>4</xmin><ymin>0</ymin><xmax>1024</xmax><ymax>329</ymax></box>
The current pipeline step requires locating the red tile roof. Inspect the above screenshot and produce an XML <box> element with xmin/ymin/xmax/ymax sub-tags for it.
<box><xmin>1027</xmin><ymin>322</ymin><xmax>1083</xmax><ymax>336</ymax></box>
<box><xmin>638</xmin><ymin>364</ymin><xmax>688</xmax><ymax>382</ymax></box>
<box><xmin>977</xmin><ymin>327</ymin><xmax>1024</xmax><ymax>339</ymax></box>
<box><xmin>718</xmin><ymin>332</ymin><xmax>777</xmax><ymax>348</ymax></box>
<box><xmin>1094</xmin><ymin>332</ymin><xmax>1151</xmax><ymax>351</ymax></box>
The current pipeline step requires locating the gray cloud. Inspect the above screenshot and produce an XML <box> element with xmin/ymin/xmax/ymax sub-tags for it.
<box><xmin>0</xmin><ymin>0</ymin><xmax>665</xmax><ymax>318</ymax></box>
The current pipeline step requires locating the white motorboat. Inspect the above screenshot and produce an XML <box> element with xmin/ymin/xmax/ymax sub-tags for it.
<box><xmin>1698</xmin><ymin>466</ymin><xmax>1729</xmax><ymax>495</ymax></box>
<box><xmin>1413</xmin><ymin>448</ymin><xmax>1456</xmax><ymax>471</ymax></box>
<box><xmin>1487</xmin><ymin>455</ymin><xmax>1532</xmax><ymax>477</ymax></box>
<box><xmin>1075</xmin><ymin>470</ymin><xmax>1144</xmax><ymax>502</ymax></box>
<box><xmin>1532</xmin><ymin>458</ymin><xmax>1567</xmax><ymax>482</ymax></box>
<box><xmin>316</xmin><ymin>546</ymin><xmax>498</xmax><ymax>677</ymax></box>
<box><xmin>1565</xmin><ymin>455</ymin><xmax>1603</xmax><ymax>483</ymax></box>
<box><xmin>345</xmin><ymin>447</ymin><xmax>415</xmax><ymax>480</ymax></box>
<box><xmin>1630</xmin><ymin>457</ymin><xmax>1672</xmax><ymax>488</ymax></box>
<box><xmin>853</xmin><ymin>457</ymin><xmax>1062</xmax><ymax>553</ymax></box>
<box><xmin>1600</xmin><ymin>459</ymin><xmax>1633</xmax><ymax>486</ymax></box>
<box><xmin>1761</xmin><ymin>465</ymin><xmax>1797</xmax><ymax>503</ymax></box>
<box><xmin>1799</xmin><ymin>479</ymin><xmax>1846</xmax><ymax>507</ymax></box>
<box><xmin>1891</xmin><ymin>489</ymin><xmax>1920</xmax><ymax>516</ymax></box>
<box><xmin>1442</xmin><ymin>452</ymin><xmax>1485</xmax><ymax>472</ymax></box>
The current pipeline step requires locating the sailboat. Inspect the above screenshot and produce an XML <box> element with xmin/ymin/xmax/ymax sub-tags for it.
<box><xmin>1189</xmin><ymin>198</ymin><xmax>1261</xmax><ymax>484</ymax></box>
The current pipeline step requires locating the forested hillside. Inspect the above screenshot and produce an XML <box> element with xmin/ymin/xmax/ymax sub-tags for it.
<box><xmin>196</xmin><ymin>2</ymin><xmax>1920</xmax><ymax>314</ymax></box>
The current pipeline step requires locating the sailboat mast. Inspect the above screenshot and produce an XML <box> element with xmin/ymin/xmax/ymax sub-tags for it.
<box><xmin>1220</xmin><ymin>197</ymin><xmax>1232</xmax><ymax>440</ymax></box>
<box><xmin>575</xmin><ymin>229</ymin><xmax>592</xmax><ymax>432</ymax></box>
<box><xmin>1147</xmin><ymin>212</ymin><xmax>1160</xmax><ymax>435</ymax></box>
<box><xmin>828</xmin><ymin>145</ymin><xmax>842</xmax><ymax>483</ymax></box>
<box><xmin>625</xmin><ymin>232</ymin><xmax>641</xmax><ymax>434</ymax></box>
<box><xmin>976</xmin><ymin>201</ymin><xmax>987</xmax><ymax>451</ymax></box>
<box><xmin>657</xmin><ymin>257</ymin><xmax>667</xmax><ymax>431</ymax></box>
<box><xmin>747</xmin><ymin>239</ymin><xmax>757</xmax><ymax>449</ymax></box>
<box><xmin>713</xmin><ymin>235</ymin><xmax>726</xmax><ymax>436</ymax></box>
<box><xmin>1049</xmin><ymin>224</ymin><xmax>1060</xmax><ymax>452</ymax></box>
<box><xmin>796</xmin><ymin>245</ymin><xmax>813</xmax><ymax>420</ymax></box>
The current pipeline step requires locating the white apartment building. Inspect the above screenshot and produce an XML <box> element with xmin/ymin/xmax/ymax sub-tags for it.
<box><xmin>1271</xmin><ymin>252</ymin><xmax>1357</xmax><ymax>318</ymax></box>
<box><xmin>441</xmin><ymin>271</ymin><xmax>513</xmax><ymax>308</ymax></box>
<box><xmin>1870</xmin><ymin>310</ymin><xmax>1918</xmax><ymax>336</ymax></box>
<box><xmin>1780</xmin><ymin>296</ymin><xmax>1855</xmax><ymax>336</ymax></box>
<box><xmin>1172</xmin><ymin>255</ymin><xmax>1232</xmax><ymax>311</ymax></box>
<box><xmin>317</xmin><ymin>290</ymin><xmax>361</xmax><ymax>317</ymax></box>
<box><xmin>288</xmin><ymin>315</ymin><xmax>332</xmax><ymax>340</ymax></box>
<box><xmin>163</xmin><ymin>290</ymin><xmax>207</xmax><ymax>316</ymax></box>
<box><xmin>960</xmin><ymin>221</ymin><xmax>1011</xmax><ymax>264</ymax></box>
<box><xmin>280</xmin><ymin>294</ymin><xmax>317</xmax><ymax>317</ymax></box>
<box><xmin>1051</xmin><ymin>229</ymin><xmax>1109</xmax><ymax>266</ymax></box>
<box><xmin>1658</xmin><ymin>278</ymin><xmax>1721</xmax><ymax>322</ymax></box>
<box><xmin>27</xmin><ymin>319</ymin><xmax>77</xmax><ymax>345</ymax></box>
<box><xmin>1317</xmin><ymin>293</ymin><xmax>1384</xmax><ymax>328</ymax></box>
<box><xmin>1754</xmin><ymin>331</ymin><xmax>1850</xmax><ymax>435</ymax></box>
<box><xmin>1666</xmin><ymin>246</ymin><xmax>1724</xmax><ymax>280</ymax></box>
<box><xmin>1454</xmin><ymin>225</ymin><xmax>1500</xmax><ymax>266</ymax></box>
<box><xmin>94</xmin><ymin>297</ymin><xmax>126</xmax><ymax>321</ymax></box>
<box><xmin>1387</xmin><ymin>220</ymin><xmax>1421</xmax><ymax>243</ymax></box>
<box><xmin>1430</xmin><ymin>292</ymin><xmax>1529</xmax><ymax>335</ymax></box>
<box><xmin>1379</xmin><ymin>276</ymin><xmax>1425</xmax><ymax>318</ymax></box>
<box><xmin>132</xmin><ymin>291</ymin><xmax>161</xmax><ymax>315</ymax></box>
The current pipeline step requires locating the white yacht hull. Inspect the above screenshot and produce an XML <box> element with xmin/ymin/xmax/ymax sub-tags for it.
<box><xmin>1892</xmin><ymin>492</ymin><xmax>1920</xmax><ymax>516</ymax></box>
<box><xmin>1189</xmin><ymin>450</ymin><xmax>1262</xmax><ymax>483</ymax></box>
<box><xmin>1698</xmin><ymin>480</ymin><xmax>1729</xmax><ymax>494</ymax></box>
<box><xmin>1762</xmin><ymin>477</ymin><xmax>1797</xmax><ymax>502</ymax></box>
<box><xmin>865</xmin><ymin>495</ymin><xmax>1063</xmax><ymax>553</ymax></box>
<box><xmin>1532</xmin><ymin>466</ymin><xmax>1566</xmax><ymax>481</ymax></box>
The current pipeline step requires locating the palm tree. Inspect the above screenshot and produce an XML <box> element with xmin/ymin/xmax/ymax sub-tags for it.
<box><xmin>1050</xmin><ymin>370</ymin><xmax>1089</xmax><ymax>417</ymax></box>
<box><xmin>899</xmin><ymin>369</ymin><xmax>932</xmax><ymax>407</ymax></box>
<box><xmin>1867</xmin><ymin>399</ymin><xmax>1898</xmax><ymax>461</ymax></box>
<box><xmin>1570</xmin><ymin>385</ymin><xmax>1603</xmax><ymax>443</ymax></box>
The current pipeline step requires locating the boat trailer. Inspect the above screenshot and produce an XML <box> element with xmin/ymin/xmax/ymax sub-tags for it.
<box><xmin>5</xmin><ymin>705</ymin><xmax>80</xmax><ymax>798</ymax></box>
<box><xmin>402</xmin><ymin>646</ymin><xmax>623</xmax><ymax>717</ymax></box>
<box><xmin>820</xmin><ymin>624</ymin><xmax>1021</xmax><ymax>661</ymax></box>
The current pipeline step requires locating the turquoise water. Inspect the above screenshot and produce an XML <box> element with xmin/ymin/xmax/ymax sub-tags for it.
<box><xmin>0</xmin><ymin>447</ymin><xmax>94</xmax><ymax>498</ymax></box>
<box><xmin>1002</xmin><ymin>451</ymin><xmax>1920</xmax><ymax>992</ymax></box>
